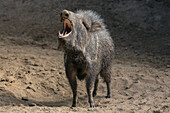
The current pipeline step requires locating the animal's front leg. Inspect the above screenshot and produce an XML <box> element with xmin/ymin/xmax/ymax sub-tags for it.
<box><xmin>93</xmin><ymin>75</ymin><xmax>99</xmax><ymax>97</ymax></box>
<box><xmin>65</xmin><ymin>60</ymin><xmax>77</xmax><ymax>107</ymax></box>
<box><xmin>68</xmin><ymin>75</ymin><xmax>77</xmax><ymax>107</ymax></box>
<box><xmin>86</xmin><ymin>75</ymin><xmax>96</xmax><ymax>108</ymax></box>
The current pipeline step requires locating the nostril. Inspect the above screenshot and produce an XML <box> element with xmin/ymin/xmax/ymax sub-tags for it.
<box><xmin>61</xmin><ymin>10</ymin><xmax>69</xmax><ymax>18</ymax></box>
<box><xmin>65</xmin><ymin>13</ymin><xmax>69</xmax><ymax>17</ymax></box>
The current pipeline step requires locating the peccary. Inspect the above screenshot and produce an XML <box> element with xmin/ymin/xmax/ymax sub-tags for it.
<box><xmin>57</xmin><ymin>10</ymin><xmax>114</xmax><ymax>108</ymax></box>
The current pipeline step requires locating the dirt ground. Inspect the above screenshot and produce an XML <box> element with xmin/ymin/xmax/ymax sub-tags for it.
<box><xmin>0</xmin><ymin>36</ymin><xmax>169</xmax><ymax>113</ymax></box>
<box><xmin>0</xmin><ymin>0</ymin><xmax>169</xmax><ymax>113</ymax></box>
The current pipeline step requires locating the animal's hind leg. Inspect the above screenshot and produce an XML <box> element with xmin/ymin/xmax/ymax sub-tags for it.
<box><xmin>105</xmin><ymin>81</ymin><xmax>111</xmax><ymax>98</ymax></box>
<box><xmin>93</xmin><ymin>75</ymin><xmax>99</xmax><ymax>97</ymax></box>
<box><xmin>100</xmin><ymin>66</ymin><xmax>112</xmax><ymax>98</ymax></box>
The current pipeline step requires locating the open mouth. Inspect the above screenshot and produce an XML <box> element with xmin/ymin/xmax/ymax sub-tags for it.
<box><xmin>59</xmin><ymin>19</ymin><xmax>72</xmax><ymax>38</ymax></box>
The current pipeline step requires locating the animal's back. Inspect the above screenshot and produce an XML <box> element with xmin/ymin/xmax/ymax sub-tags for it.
<box><xmin>98</xmin><ymin>30</ymin><xmax>114</xmax><ymax>68</ymax></box>
<box><xmin>76</xmin><ymin>10</ymin><xmax>114</xmax><ymax>68</ymax></box>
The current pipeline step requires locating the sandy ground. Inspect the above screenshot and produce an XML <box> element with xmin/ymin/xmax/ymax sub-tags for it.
<box><xmin>0</xmin><ymin>36</ymin><xmax>169</xmax><ymax>113</ymax></box>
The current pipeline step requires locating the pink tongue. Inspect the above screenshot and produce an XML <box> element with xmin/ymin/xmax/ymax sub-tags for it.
<box><xmin>63</xmin><ymin>20</ymin><xmax>69</xmax><ymax>35</ymax></box>
<box><xmin>64</xmin><ymin>20</ymin><xmax>66</xmax><ymax>34</ymax></box>
<box><xmin>63</xmin><ymin>19</ymin><xmax>71</xmax><ymax>35</ymax></box>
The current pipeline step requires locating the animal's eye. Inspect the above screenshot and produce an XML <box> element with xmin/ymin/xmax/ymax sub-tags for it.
<box><xmin>82</xmin><ymin>21</ymin><xmax>90</xmax><ymax>31</ymax></box>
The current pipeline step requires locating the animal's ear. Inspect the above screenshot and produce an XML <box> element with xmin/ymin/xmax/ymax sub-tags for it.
<box><xmin>91</xmin><ymin>22</ymin><xmax>102</xmax><ymax>31</ymax></box>
<box><xmin>82</xmin><ymin>20</ymin><xmax>90</xmax><ymax>31</ymax></box>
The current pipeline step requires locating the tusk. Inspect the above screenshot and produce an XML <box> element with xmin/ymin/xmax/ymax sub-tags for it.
<box><xmin>58</xmin><ymin>31</ymin><xmax>63</xmax><ymax>38</ymax></box>
<box><xmin>59</xmin><ymin>31</ymin><xmax>61</xmax><ymax>35</ymax></box>
<box><xmin>64</xmin><ymin>32</ymin><xmax>67</xmax><ymax>36</ymax></box>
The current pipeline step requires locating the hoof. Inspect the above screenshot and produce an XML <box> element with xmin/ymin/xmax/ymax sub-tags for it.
<box><xmin>105</xmin><ymin>95</ymin><xmax>111</xmax><ymax>98</ymax></box>
<box><xmin>93</xmin><ymin>92</ymin><xmax>97</xmax><ymax>97</ymax></box>
<box><xmin>72</xmin><ymin>104</ymin><xmax>76</xmax><ymax>107</ymax></box>
<box><xmin>90</xmin><ymin>104</ymin><xmax>95</xmax><ymax>108</ymax></box>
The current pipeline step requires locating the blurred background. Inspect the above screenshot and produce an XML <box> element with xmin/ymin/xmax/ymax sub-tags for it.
<box><xmin>0</xmin><ymin>0</ymin><xmax>169</xmax><ymax>64</ymax></box>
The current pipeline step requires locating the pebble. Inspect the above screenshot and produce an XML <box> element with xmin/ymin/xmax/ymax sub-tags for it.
<box><xmin>166</xmin><ymin>65</ymin><xmax>170</xmax><ymax>68</ymax></box>
<box><xmin>128</xmin><ymin>97</ymin><xmax>134</xmax><ymax>100</ymax></box>
<box><xmin>33</xmin><ymin>63</ymin><xmax>39</xmax><ymax>66</ymax></box>
<box><xmin>26</xmin><ymin>86</ymin><xmax>36</xmax><ymax>92</ymax></box>
<box><xmin>0</xmin><ymin>78</ymin><xmax>9</xmax><ymax>82</ymax></box>
<box><xmin>0</xmin><ymin>56</ymin><xmax>8</xmax><ymax>59</ymax></box>
<box><xmin>21</xmin><ymin>97</ymin><xmax>28</xmax><ymax>101</ymax></box>
<box><xmin>153</xmin><ymin>110</ymin><xmax>161</xmax><ymax>113</ymax></box>
<box><xmin>28</xmin><ymin>103</ymin><xmax>36</xmax><ymax>106</ymax></box>
<box><xmin>131</xmin><ymin>63</ymin><xmax>137</xmax><ymax>67</ymax></box>
<box><xmin>51</xmin><ymin>68</ymin><xmax>55</xmax><ymax>71</ymax></box>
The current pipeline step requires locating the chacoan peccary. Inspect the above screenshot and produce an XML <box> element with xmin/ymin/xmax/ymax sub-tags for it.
<box><xmin>57</xmin><ymin>10</ymin><xmax>114</xmax><ymax>108</ymax></box>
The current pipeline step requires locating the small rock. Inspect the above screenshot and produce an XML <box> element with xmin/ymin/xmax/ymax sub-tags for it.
<box><xmin>26</xmin><ymin>86</ymin><xmax>31</xmax><ymax>89</ymax></box>
<box><xmin>133</xmin><ymin>80</ymin><xmax>139</xmax><ymax>83</ymax></box>
<box><xmin>155</xmin><ymin>75</ymin><xmax>159</xmax><ymax>78</ymax></box>
<box><xmin>0</xmin><ymin>56</ymin><xmax>8</xmax><ymax>59</ymax></box>
<box><xmin>166</xmin><ymin>65</ymin><xmax>170</xmax><ymax>68</ymax></box>
<box><xmin>22</xmin><ymin>97</ymin><xmax>28</xmax><ymax>101</ymax></box>
<box><xmin>117</xmin><ymin>108</ymin><xmax>123</xmax><ymax>111</ymax></box>
<box><xmin>27</xmin><ymin>71</ymin><xmax>31</xmax><ymax>74</ymax></box>
<box><xmin>28</xmin><ymin>103</ymin><xmax>36</xmax><ymax>106</ymax></box>
<box><xmin>24</xmin><ymin>58</ymin><xmax>28</xmax><ymax>60</ymax></box>
<box><xmin>0</xmin><ymin>78</ymin><xmax>9</xmax><ymax>82</ymax></box>
<box><xmin>153</xmin><ymin>110</ymin><xmax>161</xmax><ymax>113</ymax></box>
<box><xmin>44</xmin><ymin>68</ymin><xmax>48</xmax><ymax>71</ymax></box>
<box><xmin>162</xmin><ymin>105</ymin><xmax>169</xmax><ymax>109</ymax></box>
<box><xmin>128</xmin><ymin>97</ymin><xmax>133</xmax><ymax>100</ymax></box>
<box><xmin>33</xmin><ymin>63</ymin><xmax>39</xmax><ymax>66</ymax></box>
<box><xmin>0</xmin><ymin>87</ymin><xmax>5</xmax><ymax>91</ymax></box>
<box><xmin>125</xmin><ymin>86</ymin><xmax>129</xmax><ymax>90</ymax></box>
<box><xmin>29</xmin><ymin>82</ymin><xmax>32</xmax><ymax>84</ymax></box>
<box><xmin>138</xmin><ymin>102</ymin><xmax>146</xmax><ymax>105</ymax></box>
<box><xmin>52</xmin><ymin>48</ymin><xmax>57</xmax><ymax>50</ymax></box>
<box><xmin>131</xmin><ymin>63</ymin><xmax>137</xmax><ymax>67</ymax></box>
<box><xmin>26</xmin><ymin>86</ymin><xmax>36</xmax><ymax>92</ymax></box>
<box><xmin>51</xmin><ymin>69</ymin><xmax>55</xmax><ymax>71</ymax></box>
<box><xmin>10</xmin><ymin>80</ymin><xmax>15</xmax><ymax>83</ymax></box>
<box><xmin>30</xmin><ymin>56</ymin><xmax>35</xmax><ymax>59</ymax></box>
<box><xmin>165</xmin><ymin>74</ymin><xmax>169</xmax><ymax>76</ymax></box>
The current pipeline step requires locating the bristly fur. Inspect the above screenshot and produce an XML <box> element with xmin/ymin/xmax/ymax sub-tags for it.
<box><xmin>76</xmin><ymin>10</ymin><xmax>106</xmax><ymax>31</ymax></box>
<box><xmin>57</xmin><ymin>10</ymin><xmax>114</xmax><ymax>107</ymax></box>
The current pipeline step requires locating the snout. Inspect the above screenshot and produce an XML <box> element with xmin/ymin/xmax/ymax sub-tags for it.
<box><xmin>61</xmin><ymin>10</ymin><xmax>70</xmax><ymax>22</ymax></box>
<box><xmin>59</xmin><ymin>10</ymin><xmax>73</xmax><ymax>38</ymax></box>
